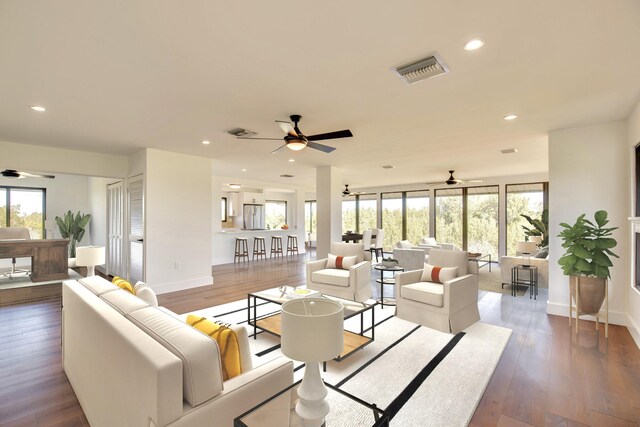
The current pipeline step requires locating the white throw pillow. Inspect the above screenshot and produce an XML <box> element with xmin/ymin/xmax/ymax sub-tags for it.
<box><xmin>134</xmin><ymin>281</ymin><xmax>158</xmax><ymax>307</ymax></box>
<box><xmin>326</xmin><ymin>253</ymin><xmax>358</xmax><ymax>270</ymax></box>
<box><xmin>423</xmin><ymin>237</ymin><xmax>437</xmax><ymax>246</ymax></box>
<box><xmin>420</xmin><ymin>263</ymin><xmax>458</xmax><ymax>284</ymax></box>
<box><xmin>396</xmin><ymin>240</ymin><xmax>412</xmax><ymax>249</ymax></box>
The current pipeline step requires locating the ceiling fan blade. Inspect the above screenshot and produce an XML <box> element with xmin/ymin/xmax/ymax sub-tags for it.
<box><xmin>306</xmin><ymin>129</ymin><xmax>353</xmax><ymax>141</ymax></box>
<box><xmin>237</xmin><ymin>137</ymin><xmax>284</xmax><ymax>141</ymax></box>
<box><xmin>465</xmin><ymin>179</ymin><xmax>483</xmax><ymax>183</ymax></box>
<box><xmin>306</xmin><ymin>141</ymin><xmax>336</xmax><ymax>153</ymax></box>
<box><xmin>20</xmin><ymin>171</ymin><xmax>55</xmax><ymax>179</ymax></box>
<box><xmin>271</xmin><ymin>145</ymin><xmax>287</xmax><ymax>154</ymax></box>
<box><xmin>276</xmin><ymin>120</ymin><xmax>298</xmax><ymax>137</ymax></box>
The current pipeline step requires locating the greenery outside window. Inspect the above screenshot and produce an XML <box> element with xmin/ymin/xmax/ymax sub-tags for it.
<box><xmin>342</xmin><ymin>195</ymin><xmax>356</xmax><ymax>233</ymax></box>
<box><xmin>506</xmin><ymin>183</ymin><xmax>546</xmax><ymax>255</ymax></box>
<box><xmin>435</xmin><ymin>188</ymin><xmax>463</xmax><ymax>250</ymax></box>
<box><xmin>467</xmin><ymin>186</ymin><xmax>499</xmax><ymax>259</ymax></box>
<box><xmin>357</xmin><ymin>193</ymin><xmax>377</xmax><ymax>233</ymax></box>
<box><xmin>406</xmin><ymin>190</ymin><xmax>429</xmax><ymax>245</ymax></box>
<box><xmin>381</xmin><ymin>192</ymin><xmax>403</xmax><ymax>251</ymax></box>
<box><xmin>0</xmin><ymin>186</ymin><xmax>46</xmax><ymax>239</ymax></box>
<box><xmin>265</xmin><ymin>200</ymin><xmax>287</xmax><ymax>229</ymax></box>
<box><xmin>305</xmin><ymin>200</ymin><xmax>316</xmax><ymax>234</ymax></box>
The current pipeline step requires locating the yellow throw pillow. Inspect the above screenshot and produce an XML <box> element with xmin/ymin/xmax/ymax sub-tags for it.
<box><xmin>186</xmin><ymin>315</ymin><xmax>242</xmax><ymax>381</ymax></box>
<box><xmin>112</xmin><ymin>276</ymin><xmax>135</xmax><ymax>294</ymax></box>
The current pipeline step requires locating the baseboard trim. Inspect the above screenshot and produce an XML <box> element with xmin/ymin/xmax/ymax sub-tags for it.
<box><xmin>546</xmin><ymin>301</ymin><xmax>628</xmax><ymax>326</ymax></box>
<box><xmin>152</xmin><ymin>275</ymin><xmax>214</xmax><ymax>295</ymax></box>
<box><xmin>627</xmin><ymin>314</ymin><xmax>640</xmax><ymax>349</ymax></box>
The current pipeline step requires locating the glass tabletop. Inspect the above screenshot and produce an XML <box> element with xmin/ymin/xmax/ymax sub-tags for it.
<box><xmin>235</xmin><ymin>380</ymin><xmax>388</xmax><ymax>427</ymax></box>
<box><xmin>249</xmin><ymin>286</ymin><xmax>375</xmax><ymax>318</ymax></box>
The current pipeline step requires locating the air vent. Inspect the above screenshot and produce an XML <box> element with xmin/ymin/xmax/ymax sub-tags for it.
<box><xmin>382</xmin><ymin>165</ymin><xmax>395</xmax><ymax>169</ymax></box>
<box><xmin>227</xmin><ymin>128</ymin><xmax>256</xmax><ymax>137</ymax></box>
<box><xmin>280</xmin><ymin>174</ymin><xmax>294</xmax><ymax>178</ymax></box>
<box><xmin>394</xmin><ymin>53</ymin><xmax>449</xmax><ymax>84</ymax></box>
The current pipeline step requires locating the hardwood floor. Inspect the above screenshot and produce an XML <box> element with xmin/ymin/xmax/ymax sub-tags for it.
<box><xmin>1</xmin><ymin>255</ymin><xmax>639</xmax><ymax>426</ymax></box>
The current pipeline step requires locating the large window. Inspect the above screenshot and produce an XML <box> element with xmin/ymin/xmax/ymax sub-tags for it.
<box><xmin>506</xmin><ymin>183</ymin><xmax>545</xmax><ymax>255</ymax></box>
<box><xmin>221</xmin><ymin>197</ymin><xmax>227</xmax><ymax>222</ymax></box>
<box><xmin>435</xmin><ymin>188</ymin><xmax>463</xmax><ymax>250</ymax></box>
<box><xmin>0</xmin><ymin>186</ymin><xmax>46</xmax><ymax>239</ymax></box>
<box><xmin>381</xmin><ymin>192</ymin><xmax>402</xmax><ymax>251</ymax></box>
<box><xmin>265</xmin><ymin>200</ymin><xmax>287</xmax><ymax>229</ymax></box>
<box><xmin>305</xmin><ymin>200</ymin><xmax>317</xmax><ymax>234</ymax></box>
<box><xmin>467</xmin><ymin>186</ymin><xmax>499</xmax><ymax>260</ymax></box>
<box><xmin>406</xmin><ymin>190</ymin><xmax>429</xmax><ymax>245</ymax></box>
<box><xmin>357</xmin><ymin>194</ymin><xmax>377</xmax><ymax>233</ymax></box>
<box><xmin>342</xmin><ymin>195</ymin><xmax>356</xmax><ymax>233</ymax></box>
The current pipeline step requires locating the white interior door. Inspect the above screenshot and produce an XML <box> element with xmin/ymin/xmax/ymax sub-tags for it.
<box><xmin>128</xmin><ymin>175</ymin><xmax>144</xmax><ymax>283</ymax></box>
<box><xmin>106</xmin><ymin>181</ymin><xmax>124</xmax><ymax>277</ymax></box>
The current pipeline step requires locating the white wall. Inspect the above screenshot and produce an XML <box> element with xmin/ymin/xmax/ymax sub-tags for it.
<box><xmin>316</xmin><ymin>166</ymin><xmax>343</xmax><ymax>259</ymax></box>
<box><xmin>548</xmin><ymin>121</ymin><xmax>630</xmax><ymax>325</ymax></box>
<box><xmin>88</xmin><ymin>176</ymin><xmax>115</xmax><ymax>249</ymax></box>
<box><xmin>144</xmin><ymin>149</ymin><xmax>213</xmax><ymax>294</ymax></box>
<box><xmin>627</xmin><ymin>100</ymin><xmax>640</xmax><ymax>346</ymax></box>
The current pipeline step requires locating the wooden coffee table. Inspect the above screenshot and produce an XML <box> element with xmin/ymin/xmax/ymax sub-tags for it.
<box><xmin>247</xmin><ymin>286</ymin><xmax>376</xmax><ymax>370</ymax></box>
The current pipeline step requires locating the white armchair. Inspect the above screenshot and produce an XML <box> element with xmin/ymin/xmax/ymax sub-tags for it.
<box><xmin>395</xmin><ymin>249</ymin><xmax>480</xmax><ymax>334</ymax></box>
<box><xmin>307</xmin><ymin>242</ymin><xmax>372</xmax><ymax>302</ymax></box>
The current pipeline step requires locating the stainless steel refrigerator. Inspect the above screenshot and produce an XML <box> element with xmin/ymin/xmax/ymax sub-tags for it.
<box><xmin>243</xmin><ymin>204</ymin><xmax>265</xmax><ymax>230</ymax></box>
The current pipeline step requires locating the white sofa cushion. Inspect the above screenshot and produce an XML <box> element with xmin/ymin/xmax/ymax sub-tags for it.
<box><xmin>311</xmin><ymin>269</ymin><xmax>350</xmax><ymax>287</ymax></box>
<box><xmin>101</xmin><ymin>288</ymin><xmax>150</xmax><ymax>315</ymax></box>
<box><xmin>401</xmin><ymin>282</ymin><xmax>444</xmax><ymax>307</ymax></box>
<box><xmin>127</xmin><ymin>307</ymin><xmax>224</xmax><ymax>407</ymax></box>
<box><xmin>78</xmin><ymin>276</ymin><xmax>119</xmax><ymax>296</ymax></box>
<box><xmin>135</xmin><ymin>281</ymin><xmax>159</xmax><ymax>307</ymax></box>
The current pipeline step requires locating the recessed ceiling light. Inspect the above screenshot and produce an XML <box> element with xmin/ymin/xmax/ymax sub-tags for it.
<box><xmin>30</xmin><ymin>105</ymin><xmax>46</xmax><ymax>112</ymax></box>
<box><xmin>463</xmin><ymin>39</ymin><xmax>485</xmax><ymax>51</ymax></box>
<box><xmin>229</xmin><ymin>183</ymin><xmax>242</xmax><ymax>189</ymax></box>
<box><xmin>241</xmin><ymin>168</ymin><xmax>247</xmax><ymax>172</ymax></box>
<box><xmin>501</xmin><ymin>148</ymin><xmax>518</xmax><ymax>154</ymax></box>
<box><xmin>201</xmin><ymin>140</ymin><xmax>211</xmax><ymax>145</ymax></box>
<box><xmin>288</xmin><ymin>159</ymin><xmax>295</xmax><ymax>163</ymax></box>
<box><xmin>503</xmin><ymin>114</ymin><xmax>518</xmax><ymax>121</ymax></box>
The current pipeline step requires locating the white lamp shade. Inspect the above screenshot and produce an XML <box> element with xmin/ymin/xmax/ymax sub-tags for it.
<box><xmin>76</xmin><ymin>246</ymin><xmax>106</xmax><ymax>267</ymax></box>
<box><xmin>516</xmin><ymin>241</ymin><xmax>538</xmax><ymax>255</ymax></box>
<box><xmin>529</xmin><ymin>235</ymin><xmax>543</xmax><ymax>246</ymax></box>
<box><xmin>281</xmin><ymin>298</ymin><xmax>344</xmax><ymax>362</ymax></box>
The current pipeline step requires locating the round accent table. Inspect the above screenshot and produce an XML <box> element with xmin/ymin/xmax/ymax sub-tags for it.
<box><xmin>373</xmin><ymin>264</ymin><xmax>404</xmax><ymax>308</ymax></box>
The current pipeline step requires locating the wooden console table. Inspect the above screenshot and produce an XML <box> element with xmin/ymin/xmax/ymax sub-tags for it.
<box><xmin>0</xmin><ymin>239</ymin><xmax>69</xmax><ymax>282</ymax></box>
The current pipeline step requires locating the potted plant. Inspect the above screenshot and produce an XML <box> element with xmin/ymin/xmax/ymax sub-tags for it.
<box><xmin>521</xmin><ymin>209</ymin><xmax>548</xmax><ymax>247</ymax></box>
<box><xmin>557</xmin><ymin>210</ymin><xmax>618</xmax><ymax>315</ymax></box>
<box><xmin>55</xmin><ymin>210</ymin><xmax>92</xmax><ymax>259</ymax></box>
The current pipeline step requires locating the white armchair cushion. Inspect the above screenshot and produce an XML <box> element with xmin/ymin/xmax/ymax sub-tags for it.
<box><xmin>396</xmin><ymin>240</ymin><xmax>412</xmax><ymax>249</ymax></box>
<box><xmin>422</xmin><ymin>237</ymin><xmax>437</xmax><ymax>246</ymax></box>
<box><xmin>401</xmin><ymin>282</ymin><xmax>444</xmax><ymax>307</ymax></box>
<box><xmin>420</xmin><ymin>263</ymin><xmax>458</xmax><ymax>284</ymax></box>
<box><xmin>311</xmin><ymin>269</ymin><xmax>350</xmax><ymax>287</ymax></box>
<box><xmin>327</xmin><ymin>253</ymin><xmax>358</xmax><ymax>270</ymax></box>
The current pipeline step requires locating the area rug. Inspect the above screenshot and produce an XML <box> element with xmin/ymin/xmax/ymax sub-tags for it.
<box><xmin>478</xmin><ymin>265</ymin><xmax>527</xmax><ymax>296</ymax></box>
<box><xmin>186</xmin><ymin>298</ymin><xmax>512</xmax><ymax>426</ymax></box>
<box><xmin>0</xmin><ymin>268</ymin><xmax>82</xmax><ymax>290</ymax></box>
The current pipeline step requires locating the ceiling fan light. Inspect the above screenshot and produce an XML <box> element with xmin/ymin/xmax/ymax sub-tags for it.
<box><xmin>286</xmin><ymin>139</ymin><xmax>307</xmax><ymax>151</ymax></box>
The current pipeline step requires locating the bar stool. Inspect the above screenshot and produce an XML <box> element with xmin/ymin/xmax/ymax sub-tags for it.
<box><xmin>270</xmin><ymin>236</ymin><xmax>283</xmax><ymax>258</ymax></box>
<box><xmin>286</xmin><ymin>235</ymin><xmax>299</xmax><ymax>256</ymax></box>
<box><xmin>234</xmin><ymin>237</ymin><xmax>249</xmax><ymax>263</ymax></box>
<box><xmin>252</xmin><ymin>236</ymin><xmax>267</xmax><ymax>260</ymax></box>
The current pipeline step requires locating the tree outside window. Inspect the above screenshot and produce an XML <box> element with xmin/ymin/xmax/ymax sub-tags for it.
<box><xmin>265</xmin><ymin>200</ymin><xmax>287</xmax><ymax>229</ymax></box>
<box><xmin>506</xmin><ymin>183</ymin><xmax>544</xmax><ymax>255</ymax></box>
<box><xmin>0</xmin><ymin>186</ymin><xmax>45</xmax><ymax>239</ymax></box>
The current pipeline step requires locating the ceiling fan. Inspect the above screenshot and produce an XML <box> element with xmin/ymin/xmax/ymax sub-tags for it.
<box><xmin>342</xmin><ymin>185</ymin><xmax>366</xmax><ymax>196</ymax></box>
<box><xmin>1</xmin><ymin>169</ymin><xmax>55</xmax><ymax>179</ymax></box>
<box><xmin>236</xmin><ymin>114</ymin><xmax>353</xmax><ymax>154</ymax></box>
<box><xmin>425</xmin><ymin>170</ymin><xmax>482</xmax><ymax>186</ymax></box>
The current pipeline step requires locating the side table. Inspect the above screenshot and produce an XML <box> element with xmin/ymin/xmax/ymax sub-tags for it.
<box><xmin>511</xmin><ymin>264</ymin><xmax>538</xmax><ymax>299</ymax></box>
<box><xmin>373</xmin><ymin>264</ymin><xmax>404</xmax><ymax>308</ymax></box>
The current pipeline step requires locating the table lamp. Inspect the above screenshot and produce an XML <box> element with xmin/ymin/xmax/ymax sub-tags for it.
<box><xmin>529</xmin><ymin>235</ymin><xmax>543</xmax><ymax>246</ymax></box>
<box><xmin>516</xmin><ymin>241</ymin><xmax>537</xmax><ymax>266</ymax></box>
<box><xmin>281</xmin><ymin>298</ymin><xmax>344</xmax><ymax>427</ymax></box>
<box><xmin>76</xmin><ymin>246</ymin><xmax>105</xmax><ymax>277</ymax></box>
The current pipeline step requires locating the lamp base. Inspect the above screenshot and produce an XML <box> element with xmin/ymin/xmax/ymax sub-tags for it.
<box><xmin>85</xmin><ymin>265</ymin><xmax>95</xmax><ymax>277</ymax></box>
<box><xmin>296</xmin><ymin>362</ymin><xmax>329</xmax><ymax>427</ymax></box>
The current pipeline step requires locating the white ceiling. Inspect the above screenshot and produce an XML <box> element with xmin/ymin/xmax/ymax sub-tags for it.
<box><xmin>1</xmin><ymin>1</ymin><xmax>639</xmax><ymax>189</ymax></box>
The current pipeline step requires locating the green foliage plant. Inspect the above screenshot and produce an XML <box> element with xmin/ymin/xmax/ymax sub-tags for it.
<box><xmin>557</xmin><ymin>210</ymin><xmax>618</xmax><ymax>279</ymax></box>
<box><xmin>521</xmin><ymin>209</ymin><xmax>548</xmax><ymax>246</ymax></box>
<box><xmin>55</xmin><ymin>210</ymin><xmax>92</xmax><ymax>258</ymax></box>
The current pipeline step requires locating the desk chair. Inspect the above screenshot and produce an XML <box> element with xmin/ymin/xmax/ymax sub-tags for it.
<box><xmin>0</xmin><ymin>227</ymin><xmax>32</xmax><ymax>278</ymax></box>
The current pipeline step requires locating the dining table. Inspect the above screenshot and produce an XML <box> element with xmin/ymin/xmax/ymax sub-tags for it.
<box><xmin>341</xmin><ymin>232</ymin><xmax>364</xmax><ymax>243</ymax></box>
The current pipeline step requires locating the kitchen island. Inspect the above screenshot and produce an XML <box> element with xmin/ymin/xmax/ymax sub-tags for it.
<box><xmin>212</xmin><ymin>229</ymin><xmax>306</xmax><ymax>265</ymax></box>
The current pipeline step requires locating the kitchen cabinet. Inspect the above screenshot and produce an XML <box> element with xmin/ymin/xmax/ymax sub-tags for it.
<box><xmin>227</xmin><ymin>192</ymin><xmax>240</xmax><ymax>216</ymax></box>
<box><xmin>242</xmin><ymin>191</ymin><xmax>265</xmax><ymax>205</ymax></box>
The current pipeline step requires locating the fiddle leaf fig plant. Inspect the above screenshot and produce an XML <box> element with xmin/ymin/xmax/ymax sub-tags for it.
<box><xmin>557</xmin><ymin>210</ymin><xmax>618</xmax><ymax>279</ymax></box>
<box><xmin>55</xmin><ymin>210</ymin><xmax>91</xmax><ymax>258</ymax></box>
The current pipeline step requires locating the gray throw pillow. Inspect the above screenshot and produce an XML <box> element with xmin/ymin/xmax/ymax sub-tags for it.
<box><xmin>534</xmin><ymin>247</ymin><xmax>548</xmax><ymax>259</ymax></box>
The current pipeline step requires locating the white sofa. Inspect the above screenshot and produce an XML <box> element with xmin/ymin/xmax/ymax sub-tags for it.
<box><xmin>62</xmin><ymin>276</ymin><xmax>293</xmax><ymax>427</ymax></box>
<box><xmin>306</xmin><ymin>242</ymin><xmax>372</xmax><ymax>302</ymax></box>
<box><xmin>499</xmin><ymin>256</ymin><xmax>549</xmax><ymax>288</ymax></box>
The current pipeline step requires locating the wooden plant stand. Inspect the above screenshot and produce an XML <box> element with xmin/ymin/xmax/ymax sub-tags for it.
<box><xmin>569</xmin><ymin>276</ymin><xmax>608</xmax><ymax>338</ymax></box>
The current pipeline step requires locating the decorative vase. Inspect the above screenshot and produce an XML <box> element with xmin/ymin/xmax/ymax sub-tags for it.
<box><xmin>381</xmin><ymin>260</ymin><xmax>399</xmax><ymax>268</ymax></box>
<box><xmin>570</xmin><ymin>276</ymin><xmax>606</xmax><ymax>315</ymax></box>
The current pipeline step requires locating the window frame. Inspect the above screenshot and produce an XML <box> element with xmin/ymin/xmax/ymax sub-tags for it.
<box><xmin>505</xmin><ymin>182</ymin><xmax>549</xmax><ymax>255</ymax></box>
<box><xmin>221</xmin><ymin>197</ymin><xmax>228</xmax><ymax>222</ymax></box>
<box><xmin>0</xmin><ymin>185</ymin><xmax>47</xmax><ymax>238</ymax></box>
